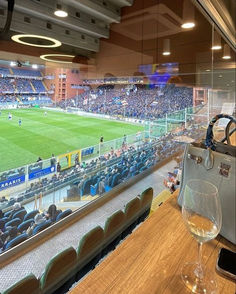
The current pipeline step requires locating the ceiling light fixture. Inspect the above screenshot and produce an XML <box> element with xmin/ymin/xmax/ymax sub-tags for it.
<box><xmin>211</xmin><ymin>31</ymin><xmax>222</xmax><ymax>50</ymax></box>
<box><xmin>162</xmin><ymin>39</ymin><xmax>171</xmax><ymax>56</ymax></box>
<box><xmin>11</xmin><ymin>34</ymin><xmax>61</xmax><ymax>48</ymax></box>
<box><xmin>40</xmin><ymin>54</ymin><xmax>75</xmax><ymax>63</ymax></box>
<box><xmin>54</xmin><ymin>10</ymin><xmax>68</xmax><ymax>17</ymax></box>
<box><xmin>54</xmin><ymin>3</ymin><xmax>68</xmax><ymax>17</ymax></box>
<box><xmin>181</xmin><ymin>0</ymin><xmax>195</xmax><ymax>29</ymax></box>
<box><xmin>222</xmin><ymin>44</ymin><xmax>231</xmax><ymax>59</ymax></box>
<box><xmin>181</xmin><ymin>22</ymin><xmax>195</xmax><ymax>29</ymax></box>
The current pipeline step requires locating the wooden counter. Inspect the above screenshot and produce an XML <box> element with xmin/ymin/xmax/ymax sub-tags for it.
<box><xmin>70</xmin><ymin>190</ymin><xmax>235</xmax><ymax>294</ymax></box>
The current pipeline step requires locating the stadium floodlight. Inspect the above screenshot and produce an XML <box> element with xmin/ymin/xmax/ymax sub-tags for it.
<box><xmin>10</xmin><ymin>61</ymin><xmax>17</xmax><ymax>66</ymax></box>
<box><xmin>32</xmin><ymin>64</ymin><xmax>38</xmax><ymax>69</ymax></box>
<box><xmin>40</xmin><ymin>54</ymin><xmax>75</xmax><ymax>63</ymax></box>
<box><xmin>11</xmin><ymin>34</ymin><xmax>62</xmax><ymax>48</ymax></box>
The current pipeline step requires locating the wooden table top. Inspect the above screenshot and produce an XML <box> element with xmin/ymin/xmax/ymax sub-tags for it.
<box><xmin>70</xmin><ymin>191</ymin><xmax>236</xmax><ymax>294</ymax></box>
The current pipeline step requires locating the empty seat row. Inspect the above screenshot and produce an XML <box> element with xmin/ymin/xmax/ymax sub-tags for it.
<box><xmin>2</xmin><ymin>187</ymin><xmax>153</xmax><ymax>294</ymax></box>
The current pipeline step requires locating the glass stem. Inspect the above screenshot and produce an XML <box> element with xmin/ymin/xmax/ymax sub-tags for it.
<box><xmin>196</xmin><ymin>242</ymin><xmax>204</xmax><ymax>279</ymax></box>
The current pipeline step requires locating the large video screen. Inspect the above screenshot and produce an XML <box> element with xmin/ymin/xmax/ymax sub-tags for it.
<box><xmin>139</xmin><ymin>63</ymin><xmax>179</xmax><ymax>87</ymax></box>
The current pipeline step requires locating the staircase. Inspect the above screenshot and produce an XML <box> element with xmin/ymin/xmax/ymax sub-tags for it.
<box><xmin>30</xmin><ymin>81</ymin><xmax>36</xmax><ymax>92</ymax></box>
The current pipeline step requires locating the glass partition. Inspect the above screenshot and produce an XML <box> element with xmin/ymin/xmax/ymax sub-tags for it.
<box><xmin>0</xmin><ymin>0</ymin><xmax>235</xmax><ymax>253</ymax></box>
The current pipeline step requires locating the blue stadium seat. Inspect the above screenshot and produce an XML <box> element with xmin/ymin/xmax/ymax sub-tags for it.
<box><xmin>56</xmin><ymin>209</ymin><xmax>72</xmax><ymax>222</ymax></box>
<box><xmin>80</xmin><ymin>179</ymin><xmax>93</xmax><ymax>196</ymax></box>
<box><xmin>111</xmin><ymin>173</ymin><xmax>121</xmax><ymax>188</ymax></box>
<box><xmin>5</xmin><ymin>218</ymin><xmax>21</xmax><ymax>230</ymax></box>
<box><xmin>90</xmin><ymin>183</ymin><xmax>98</xmax><ymax>196</ymax></box>
<box><xmin>32</xmin><ymin>220</ymin><xmax>52</xmax><ymax>235</ymax></box>
<box><xmin>4</xmin><ymin>210</ymin><xmax>13</xmax><ymax>219</ymax></box>
<box><xmin>23</xmin><ymin>210</ymin><xmax>39</xmax><ymax>221</ymax></box>
<box><xmin>121</xmin><ymin>168</ymin><xmax>129</xmax><ymax>179</ymax></box>
<box><xmin>0</xmin><ymin>219</ymin><xmax>5</xmax><ymax>231</ymax></box>
<box><xmin>12</xmin><ymin>209</ymin><xmax>27</xmax><ymax>221</ymax></box>
<box><xmin>5</xmin><ymin>233</ymin><xmax>28</xmax><ymax>250</ymax></box>
<box><xmin>17</xmin><ymin>219</ymin><xmax>34</xmax><ymax>233</ymax></box>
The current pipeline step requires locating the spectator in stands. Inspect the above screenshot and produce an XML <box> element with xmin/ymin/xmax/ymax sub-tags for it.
<box><xmin>0</xmin><ymin>209</ymin><xmax>4</xmax><ymax>218</ymax></box>
<box><xmin>98</xmin><ymin>177</ymin><xmax>105</xmax><ymax>194</ymax></box>
<box><xmin>56</xmin><ymin>162</ymin><xmax>61</xmax><ymax>173</ymax></box>
<box><xmin>50</xmin><ymin>154</ymin><xmax>56</xmax><ymax>166</ymax></box>
<box><xmin>26</xmin><ymin>213</ymin><xmax>46</xmax><ymax>236</ymax></box>
<box><xmin>37</xmin><ymin>157</ymin><xmax>42</xmax><ymax>162</ymax></box>
<box><xmin>9</xmin><ymin>202</ymin><xmax>22</xmax><ymax>219</ymax></box>
<box><xmin>45</xmin><ymin>204</ymin><xmax>60</xmax><ymax>222</ymax></box>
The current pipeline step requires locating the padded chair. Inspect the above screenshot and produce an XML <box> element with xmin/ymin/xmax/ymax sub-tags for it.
<box><xmin>80</xmin><ymin>178</ymin><xmax>93</xmax><ymax>196</ymax></box>
<box><xmin>17</xmin><ymin>219</ymin><xmax>34</xmax><ymax>233</ymax></box>
<box><xmin>12</xmin><ymin>209</ymin><xmax>27</xmax><ymax>221</ymax></box>
<box><xmin>90</xmin><ymin>182</ymin><xmax>98</xmax><ymax>196</ymax></box>
<box><xmin>103</xmin><ymin>210</ymin><xmax>125</xmax><ymax>256</ymax></box>
<box><xmin>139</xmin><ymin>187</ymin><xmax>153</xmax><ymax>222</ymax></box>
<box><xmin>5</xmin><ymin>218</ymin><xmax>22</xmax><ymax>230</ymax></box>
<box><xmin>111</xmin><ymin>173</ymin><xmax>121</xmax><ymax>188</ymax></box>
<box><xmin>55</xmin><ymin>209</ymin><xmax>72</xmax><ymax>222</ymax></box>
<box><xmin>5</xmin><ymin>233</ymin><xmax>28</xmax><ymax>250</ymax></box>
<box><xmin>0</xmin><ymin>219</ymin><xmax>5</xmax><ymax>231</ymax></box>
<box><xmin>4</xmin><ymin>210</ymin><xmax>13</xmax><ymax>219</ymax></box>
<box><xmin>123</xmin><ymin>197</ymin><xmax>141</xmax><ymax>237</ymax></box>
<box><xmin>40</xmin><ymin>247</ymin><xmax>77</xmax><ymax>294</ymax></box>
<box><xmin>76</xmin><ymin>226</ymin><xmax>104</xmax><ymax>279</ymax></box>
<box><xmin>32</xmin><ymin>220</ymin><xmax>52</xmax><ymax>235</ymax></box>
<box><xmin>121</xmin><ymin>168</ymin><xmax>129</xmax><ymax>179</ymax></box>
<box><xmin>2</xmin><ymin>273</ymin><xmax>40</xmax><ymax>294</ymax></box>
<box><xmin>23</xmin><ymin>210</ymin><xmax>39</xmax><ymax>221</ymax></box>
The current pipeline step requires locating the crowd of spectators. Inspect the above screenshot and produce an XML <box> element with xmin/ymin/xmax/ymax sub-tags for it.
<box><xmin>0</xmin><ymin>79</ymin><xmax>15</xmax><ymax>93</ymax></box>
<box><xmin>0</xmin><ymin>95</ymin><xmax>17</xmax><ymax>103</ymax></box>
<box><xmin>60</xmin><ymin>84</ymin><xmax>193</xmax><ymax>120</ymax></box>
<box><xmin>15</xmin><ymin>79</ymin><xmax>34</xmax><ymax>93</ymax></box>
<box><xmin>11</xmin><ymin>68</ymin><xmax>42</xmax><ymax>77</ymax></box>
<box><xmin>0</xmin><ymin>67</ymin><xmax>47</xmax><ymax>105</ymax></box>
<box><xmin>31</xmin><ymin>80</ymin><xmax>46</xmax><ymax>92</ymax></box>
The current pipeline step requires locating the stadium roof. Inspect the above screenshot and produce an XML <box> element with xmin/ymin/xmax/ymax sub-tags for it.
<box><xmin>0</xmin><ymin>0</ymin><xmax>134</xmax><ymax>58</ymax></box>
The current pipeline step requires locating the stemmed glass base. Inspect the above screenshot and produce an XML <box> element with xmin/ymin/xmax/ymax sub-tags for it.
<box><xmin>181</xmin><ymin>262</ymin><xmax>218</xmax><ymax>294</ymax></box>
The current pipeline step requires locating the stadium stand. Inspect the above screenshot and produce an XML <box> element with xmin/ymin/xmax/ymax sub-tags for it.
<box><xmin>60</xmin><ymin>84</ymin><xmax>193</xmax><ymax>120</ymax></box>
<box><xmin>15</xmin><ymin>79</ymin><xmax>34</xmax><ymax>93</ymax></box>
<box><xmin>31</xmin><ymin>80</ymin><xmax>46</xmax><ymax>92</ymax></box>
<box><xmin>11</xmin><ymin>68</ymin><xmax>42</xmax><ymax>77</ymax></box>
<box><xmin>1</xmin><ymin>187</ymin><xmax>153</xmax><ymax>293</ymax></box>
<box><xmin>0</xmin><ymin>67</ymin><xmax>10</xmax><ymax>75</ymax></box>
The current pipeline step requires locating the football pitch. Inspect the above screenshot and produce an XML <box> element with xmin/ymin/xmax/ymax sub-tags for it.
<box><xmin>0</xmin><ymin>108</ymin><xmax>143</xmax><ymax>172</ymax></box>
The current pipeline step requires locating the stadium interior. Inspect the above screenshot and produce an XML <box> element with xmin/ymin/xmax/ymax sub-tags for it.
<box><xmin>0</xmin><ymin>0</ymin><xmax>235</xmax><ymax>293</ymax></box>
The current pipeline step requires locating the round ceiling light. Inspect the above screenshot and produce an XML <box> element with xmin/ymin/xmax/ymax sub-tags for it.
<box><xmin>40</xmin><ymin>54</ymin><xmax>75</xmax><ymax>63</ymax></box>
<box><xmin>54</xmin><ymin>10</ymin><xmax>68</xmax><ymax>17</ymax></box>
<box><xmin>181</xmin><ymin>22</ymin><xmax>195</xmax><ymax>29</ymax></box>
<box><xmin>11</xmin><ymin>34</ymin><xmax>61</xmax><ymax>48</ymax></box>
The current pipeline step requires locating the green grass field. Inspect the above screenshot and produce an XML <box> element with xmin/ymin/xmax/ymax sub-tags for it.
<box><xmin>0</xmin><ymin>108</ymin><xmax>143</xmax><ymax>172</ymax></box>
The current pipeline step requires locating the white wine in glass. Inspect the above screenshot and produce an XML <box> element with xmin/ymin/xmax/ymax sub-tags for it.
<box><xmin>181</xmin><ymin>180</ymin><xmax>222</xmax><ymax>294</ymax></box>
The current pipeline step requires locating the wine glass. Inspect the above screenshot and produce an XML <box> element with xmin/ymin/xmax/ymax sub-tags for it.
<box><xmin>181</xmin><ymin>179</ymin><xmax>222</xmax><ymax>294</ymax></box>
